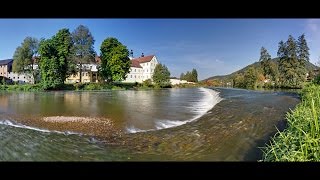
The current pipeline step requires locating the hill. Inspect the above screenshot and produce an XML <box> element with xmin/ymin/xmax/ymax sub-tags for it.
<box><xmin>202</xmin><ymin>58</ymin><xmax>318</xmax><ymax>82</ymax></box>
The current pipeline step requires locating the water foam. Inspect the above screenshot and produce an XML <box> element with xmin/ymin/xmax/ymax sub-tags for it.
<box><xmin>127</xmin><ymin>87</ymin><xmax>223</xmax><ymax>133</ymax></box>
<box><xmin>0</xmin><ymin>119</ymin><xmax>79</xmax><ymax>135</ymax></box>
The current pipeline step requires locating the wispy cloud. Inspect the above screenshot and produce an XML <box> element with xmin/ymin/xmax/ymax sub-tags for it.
<box><xmin>305</xmin><ymin>19</ymin><xmax>320</xmax><ymax>65</ymax></box>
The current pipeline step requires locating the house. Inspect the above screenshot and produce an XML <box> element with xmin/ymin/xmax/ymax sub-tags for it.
<box><xmin>65</xmin><ymin>56</ymin><xmax>100</xmax><ymax>83</ymax></box>
<box><xmin>122</xmin><ymin>54</ymin><xmax>159</xmax><ymax>83</ymax></box>
<box><xmin>0</xmin><ymin>59</ymin><xmax>13</xmax><ymax>79</ymax></box>
<box><xmin>0</xmin><ymin>59</ymin><xmax>33</xmax><ymax>84</ymax></box>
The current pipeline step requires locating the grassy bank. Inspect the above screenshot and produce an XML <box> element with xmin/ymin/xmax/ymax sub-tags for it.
<box><xmin>0</xmin><ymin>82</ymin><xmax>205</xmax><ymax>92</ymax></box>
<box><xmin>0</xmin><ymin>83</ymin><xmax>136</xmax><ymax>92</ymax></box>
<box><xmin>262</xmin><ymin>84</ymin><xmax>320</xmax><ymax>161</ymax></box>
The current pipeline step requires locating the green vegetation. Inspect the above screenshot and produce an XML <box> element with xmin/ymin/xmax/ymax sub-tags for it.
<box><xmin>262</xmin><ymin>84</ymin><xmax>320</xmax><ymax>161</ymax></box>
<box><xmin>0</xmin><ymin>84</ymin><xmax>43</xmax><ymax>91</ymax></box>
<box><xmin>13</xmin><ymin>37</ymin><xmax>40</xmax><ymax>83</ymax></box>
<box><xmin>38</xmin><ymin>28</ymin><xmax>73</xmax><ymax>90</ymax></box>
<box><xmin>70</xmin><ymin>25</ymin><xmax>96</xmax><ymax>83</ymax></box>
<box><xmin>180</xmin><ymin>68</ymin><xmax>198</xmax><ymax>82</ymax></box>
<box><xmin>99</xmin><ymin>37</ymin><xmax>131</xmax><ymax>83</ymax></box>
<box><xmin>152</xmin><ymin>63</ymin><xmax>171</xmax><ymax>88</ymax></box>
<box><xmin>204</xmin><ymin>34</ymin><xmax>317</xmax><ymax>89</ymax></box>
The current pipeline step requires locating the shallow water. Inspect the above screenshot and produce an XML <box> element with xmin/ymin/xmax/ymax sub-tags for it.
<box><xmin>0</xmin><ymin>87</ymin><xmax>300</xmax><ymax>161</ymax></box>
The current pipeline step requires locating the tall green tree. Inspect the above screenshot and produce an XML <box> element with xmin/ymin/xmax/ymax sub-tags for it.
<box><xmin>277</xmin><ymin>35</ymin><xmax>306</xmax><ymax>88</ymax></box>
<box><xmin>99</xmin><ymin>37</ymin><xmax>130</xmax><ymax>83</ymax></box>
<box><xmin>152</xmin><ymin>63</ymin><xmax>171</xmax><ymax>88</ymax></box>
<box><xmin>180</xmin><ymin>73</ymin><xmax>185</xmax><ymax>80</ymax></box>
<box><xmin>71</xmin><ymin>25</ymin><xmax>96</xmax><ymax>83</ymax></box>
<box><xmin>12</xmin><ymin>37</ymin><xmax>39</xmax><ymax>83</ymax></box>
<box><xmin>38</xmin><ymin>28</ymin><xmax>73</xmax><ymax>89</ymax></box>
<box><xmin>243</xmin><ymin>66</ymin><xmax>258</xmax><ymax>88</ymax></box>
<box><xmin>259</xmin><ymin>46</ymin><xmax>272</xmax><ymax>78</ymax></box>
<box><xmin>296</xmin><ymin>34</ymin><xmax>309</xmax><ymax>83</ymax></box>
<box><xmin>191</xmin><ymin>68</ymin><xmax>198</xmax><ymax>82</ymax></box>
<box><xmin>297</xmin><ymin>34</ymin><xmax>310</xmax><ymax>62</ymax></box>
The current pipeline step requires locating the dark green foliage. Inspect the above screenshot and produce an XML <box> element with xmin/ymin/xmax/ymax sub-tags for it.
<box><xmin>141</xmin><ymin>79</ymin><xmax>153</xmax><ymax>88</ymax></box>
<box><xmin>259</xmin><ymin>46</ymin><xmax>272</xmax><ymax>79</ymax></box>
<box><xmin>38</xmin><ymin>29</ymin><xmax>73</xmax><ymax>90</ymax></box>
<box><xmin>70</xmin><ymin>25</ymin><xmax>96</xmax><ymax>82</ymax></box>
<box><xmin>152</xmin><ymin>63</ymin><xmax>171</xmax><ymax>88</ymax></box>
<box><xmin>243</xmin><ymin>67</ymin><xmax>258</xmax><ymax>88</ymax></box>
<box><xmin>0</xmin><ymin>84</ymin><xmax>43</xmax><ymax>91</ymax></box>
<box><xmin>99</xmin><ymin>37</ymin><xmax>131</xmax><ymax>83</ymax></box>
<box><xmin>278</xmin><ymin>35</ymin><xmax>308</xmax><ymax>88</ymax></box>
<box><xmin>13</xmin><ymin>37</ymin><xmax>39</xmax><ymax>83</ymax></box>
<box><xmin>180</xmin><ymin>73</ymin><xmax>185</xmax><ymax>80</ymax></box>
<box><xmin>180</xmin><ymin>68</ymin><xmax>198</xmax><ymax>82</ymax></box>
<box><xmin>191</xmin><ymin>68</ymin><xmax>198</xmax><ymax>82</ymax></box>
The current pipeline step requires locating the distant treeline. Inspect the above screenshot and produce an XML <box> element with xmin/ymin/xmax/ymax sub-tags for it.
<box><xmin>180</xmin><ymin>68</ymin><xmax>198</xmax><ymax>82</ymax></box>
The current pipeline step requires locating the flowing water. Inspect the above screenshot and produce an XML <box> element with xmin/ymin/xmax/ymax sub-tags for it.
<box><xmin>0</xmin><ymin>87</ymin><xmax>300</xmax><ymax>161</ymax></box>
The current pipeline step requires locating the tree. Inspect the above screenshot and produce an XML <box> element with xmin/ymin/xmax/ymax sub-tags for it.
<box><xmin>297</xmin><ymin>34</ymin><xmax>310</xmax><ymax>62</ymax></box>
<box><xmin>152</xmin><ymin>63</ymin><xmax>171</xmax><ymax>88</ymax></box>
<box><xmin>277</xmin><ymin>35</ymin><xmax>307</xmax><ymax>88</ymax></box>
<box><xmin>180</xmin><ymin>73</ymin><xmax>185</xmax><ymax>80</ymax></box>
<box><xmin>191</xmin><ymin>68</ymin><xmax>198</xmax><ymax>82</ymax></box>
<box><xmin>259</xmin><ymin>46</ymin><xmax>272</xmax><ymax>78</ymax></box>
<box><xmin>296</xmin><ymin>34</ymin><xmax>309</xmax><ymax>83</ymax></box>
<box><xmin>243</xmin><ymin>66</ymin><xmax>258</xmax><ymax>88</ymax></box>
<box><xmin>12</xmin><ymin>37</ymin><xmax>39</xmax><ymax>83</ymax></box>
<box><xmin>99</xmin><ymin>37</ymin><xmax>130</xmax><ymax>83</ymax></box>
<box><xmin>70</xmin><ymin>25</ymin><xmax>96</xmax><ymax>83</ymax></box>
<box><xmin>38</xmin><ymin>29</ymin><xmax>73</xmax><ymax>89</ymax></box>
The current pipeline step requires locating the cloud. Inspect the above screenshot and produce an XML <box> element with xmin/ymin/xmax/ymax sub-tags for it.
<box><xmin>305</xmin><ymin>19</ymin><xmax>320</xmax><ymax>64</ymax></box>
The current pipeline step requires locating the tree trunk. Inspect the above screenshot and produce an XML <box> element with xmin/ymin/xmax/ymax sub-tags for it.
<box><xmin>79</xmin><ymin>63</ymin><xmax>82</xmax><ymax>83</ymax></box>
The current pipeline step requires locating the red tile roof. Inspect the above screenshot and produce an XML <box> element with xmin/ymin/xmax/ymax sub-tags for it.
<box><xmin>95</xmin><ymin>56</ymin><xmax>101</xmax><ymax>64</ymax></box>
<box><xmin>131</xmin><ymin>60</ymin><xmax>142</xmax><ymax>68</ymax></box>
<box><xmin>132</xmin><ymin>55</ymin><xmax>154</xmax><ymax>63</ymax></box>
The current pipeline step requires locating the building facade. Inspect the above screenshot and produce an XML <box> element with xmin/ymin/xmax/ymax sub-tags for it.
<box><xmin>65</xmin><ymin>64</ymin><xmax>99</xmax><ymax>83</ymax></box>
<box><xmin>0</xmin><ymin>59</ymin><xmax>34</xmax><ymax>84</ymax></box>
<box><xmin>123</xmin><ymin>55</ymin><xmax>159</xmax><ymax>83</ymax></box>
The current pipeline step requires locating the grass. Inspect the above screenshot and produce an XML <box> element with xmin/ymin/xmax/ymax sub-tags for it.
<box><xmin>262</xmin><ymin>84</ymin><xmax>320</xmax><ymax>161</ymax></box>
<box><xmin>0</xmin><ymin>84</ymin><xmax>44</xmax><ymax>91</ymax></box>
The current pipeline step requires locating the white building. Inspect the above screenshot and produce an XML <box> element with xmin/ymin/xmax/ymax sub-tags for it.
<box><xmin>170</xmin><ymin>78</ymin><xmax>188</xmax><ymax>85</ymax></box>
<box><xmin>7</xmin><ymin>72</ymin><xmax>34</xmax><ymax>84</ymax></box>
<box><xmin>123</xmin><ymin>54</ymin><xmax>159</xmax><ymax>83</ymax></box>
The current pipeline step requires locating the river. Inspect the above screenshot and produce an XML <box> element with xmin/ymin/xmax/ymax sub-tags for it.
<box><xmin>0</xmin><ymin>87</ymin><xmax>300</xmax><ymax>161</ymax></box>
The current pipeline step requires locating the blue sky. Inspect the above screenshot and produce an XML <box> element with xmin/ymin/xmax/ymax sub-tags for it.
<box><xmin>1</xmin><ymin>19</ymin><xmax>320</xmax><ymax>80</ymax></box>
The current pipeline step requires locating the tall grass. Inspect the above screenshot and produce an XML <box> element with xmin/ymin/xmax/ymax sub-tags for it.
<box><xmin>262</xmin><ymin>84</ymin><xmax>320</xmax><ymax>161</ymax></box>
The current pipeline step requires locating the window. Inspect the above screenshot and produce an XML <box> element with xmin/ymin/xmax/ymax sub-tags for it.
<box><xmin>23</xmin><ymin>76</ymin><xmax>25</xmax><ymax>79</ymax></box>
<box><xmin>135</xmin><ymin>69</ymin><xmax>136</xmax><ymax>72</ymax></box>
<box><xmin>135</xmin><ymin>75</ymin><xmax>136</xmax><ymax>78</ymax></box>
<box><xmin>131</xmin><ymin>75</ymin><xmax>132</xmax><ymax>78</ymax></box>
<box><xmin>18</xmin><ymin>77</ymin><xmax>19</xmax><ymax>79</ymax></box>
<box><xmin>0</xmin><ymin>72</ymin><xmax>2</xmax><ymax>75</ymax></box>
<box><xmin>86</xmin><ymin>73</ymin><xmax>88</xmax><ymax>76</ymax></box>
<box><xmin>147</xmin><ymin>69</ymin><xmax>148</xmax><ymax>72</ymax></box>
<box><xmin>13</xmin><ymin>77</ymin><xmax>15</xmax><ymax>79</ymax></box>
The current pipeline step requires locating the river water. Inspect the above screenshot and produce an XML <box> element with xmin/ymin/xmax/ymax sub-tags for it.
<box><xmin>0</xmin><ymin>87</ymin><xmax>300</xmax><ymax>161</ymax></box>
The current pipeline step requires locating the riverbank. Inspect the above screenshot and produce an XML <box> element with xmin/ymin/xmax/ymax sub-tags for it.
<box><xmin>262</xmin><ymin>84</ymin><xmax>320</xmax><ymax>161</ymax></box>
<box><xmin>0</xmin><ymin>82</ymin><xmax>205</xmax><ymax>92</ymax></box>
